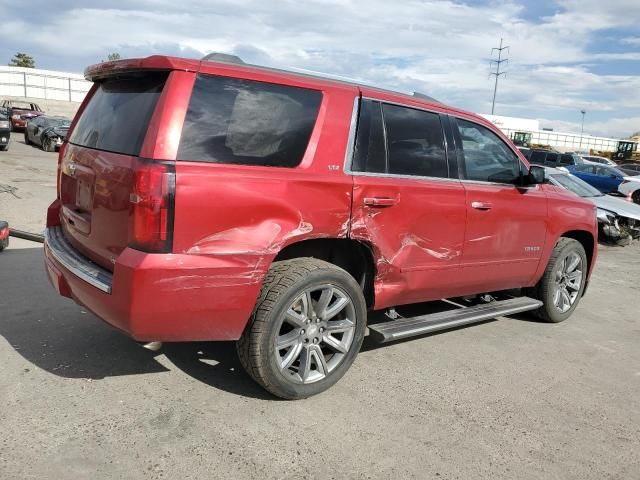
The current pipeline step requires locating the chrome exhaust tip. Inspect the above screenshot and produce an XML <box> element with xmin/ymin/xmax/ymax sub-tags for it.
<box><xmin>140</xmin><ymin>341</ymin><xmax>163</xmax><ymax>352</ymax></box>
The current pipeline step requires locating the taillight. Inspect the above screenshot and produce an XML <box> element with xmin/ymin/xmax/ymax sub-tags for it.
<box><xmin>128</xmin><ymin>160</ymin><xmax>175</xmax><ymax>253</ymax></box>
<box><xmin>56</xmin><ymin>142</ymin><xmax>67</xmax><ymax>198</ymax></box>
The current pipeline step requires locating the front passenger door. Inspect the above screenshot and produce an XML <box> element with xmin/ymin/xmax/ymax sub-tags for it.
<box><xmin>451</xmin><ymin>117</ymin><xmax>548</xmax><ymax>292</ymax></box>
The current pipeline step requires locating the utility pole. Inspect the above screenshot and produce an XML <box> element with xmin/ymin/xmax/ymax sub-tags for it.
<box><xmin>579</xmin><ymin>109</ymin><xmax>586</xmax><ymax>148</ymax></box>
<box><xmin>490</xmin><ymin>38</ymin><xmax>509</xmax><ymax>115</ymax></box>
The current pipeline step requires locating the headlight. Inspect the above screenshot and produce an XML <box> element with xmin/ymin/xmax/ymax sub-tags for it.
<box><xmin>596</xmin><ymin>208</ymin><xmax>616</xmax><ymax>224</ymax></box>
<box><xmin>0</xmin><ymin>121</ymin><xmax>9</xmax><ymax>129</ymax></box>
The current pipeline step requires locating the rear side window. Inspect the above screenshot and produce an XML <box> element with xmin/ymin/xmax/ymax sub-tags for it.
<box><xmin>545</xmin><ymin>153</ymin><xmax>558</xmax><ymax>166</ymax></box>
<box><xmin>177</xmin><ymin>74</ymin><xmax>322</xmax><ymax>167</ymax></box>
<box><xmin>70</xmin><ymin>73</ymin><xmax>167</xmax><ymax>156</ymax></box>
<box><xmin>352</xmin><ymin>100</ymin><xmax>386</xmax><ymax>173</ymax></box>
<box><xmin>382</xmin><ymin>104</ymin><xmax>447</xmax><ymax>178</ymax></box>
<box><xmin>529</xmin><ymin>150</ymin><xmax>546</xmax><ymax>165</ymax></box>
<box><xmin>351</xmin><ymin>99</ymin><xmax>448</xmax><ymax>179</ymax></box>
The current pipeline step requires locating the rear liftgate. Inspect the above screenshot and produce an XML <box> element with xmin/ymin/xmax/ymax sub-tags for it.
<box><xmin>368</xmin><ymin>297</ymin><xmax>542</xmax><ymax>343</ymax></box>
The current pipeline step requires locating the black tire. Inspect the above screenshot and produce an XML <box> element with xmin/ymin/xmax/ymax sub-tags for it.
<box><xmin>237</xmin><ymin>258</ymin><xmax>367</xmax><ymax>399</ymax></box>
<box><xmin>528</xmin><ymin>238</ymin><xmax>588</xmax><ymax>323</ymax></box>
<box><xmin>42</xmin><ymin>137</ymin><xmax>51</xmax><ymax>152</ymax></box>
<box><xmin>632</xmin><ymin>190</ymin><xmax>640</xmax><ymax>205</ymax></box>
<box><xmin>24</xmin><ymin>131</ymin><xmax>30</xmax><ymax>145</ymax></box>
<box><xmin>0</xmin><ymin>145</ymin><xmax>6</xmax><ymax>151</ymax></box>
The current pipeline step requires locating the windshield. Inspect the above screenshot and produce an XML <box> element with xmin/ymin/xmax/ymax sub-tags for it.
<box><xmin>551</xmin><ymin>173</ymin><xmax>603</xmax><ymax>197</ymax></box>
<box><xmin>48</xmin><ymin>118</ymin><xmax>71</xmax><ymax>128</ymax></box>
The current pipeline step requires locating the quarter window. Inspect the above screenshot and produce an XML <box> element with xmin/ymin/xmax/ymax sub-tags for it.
<box><xmin>454</xmin><ymin>118</ymin><xmax>521</xmax><ymax>184</ymax></box>
<box><xmin>352</xmin><ymin>100</ymin><xmax>386</xmax><ymax>173</ymax></box>
<box><xmin>178</xmin><ymin>74</ymin><xmax>322</xmax><ymax>167</ymax></box>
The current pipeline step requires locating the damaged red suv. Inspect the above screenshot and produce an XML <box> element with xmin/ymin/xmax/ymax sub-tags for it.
<box><xmin>44</xmin><ymin>55</ymin><xmax>597</xmax><ymax>399</ymax></box>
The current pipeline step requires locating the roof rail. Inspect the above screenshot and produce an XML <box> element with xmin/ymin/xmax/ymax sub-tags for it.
<box><xmin>201</xmin><ymin>52</ymin><xmax>245</xmax><ymax>65</ymax></box>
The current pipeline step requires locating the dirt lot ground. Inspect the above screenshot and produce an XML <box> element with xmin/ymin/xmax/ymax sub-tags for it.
<box><xmin>1</xmin><ymin>137</ymin><xmax>639</xmax><ymax>479</ymax></box>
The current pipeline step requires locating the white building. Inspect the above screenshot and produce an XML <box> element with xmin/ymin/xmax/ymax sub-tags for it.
<box><xmin>479</xmin><ymin>113</ymin><xmax>621</xmax><ymax>153</ymax></box>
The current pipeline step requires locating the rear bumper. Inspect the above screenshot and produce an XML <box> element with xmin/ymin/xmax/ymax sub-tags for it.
<box><xmin>44</xmin><ymin>226</ymin><xmax>264</xmax><ymax>341</ymax></box>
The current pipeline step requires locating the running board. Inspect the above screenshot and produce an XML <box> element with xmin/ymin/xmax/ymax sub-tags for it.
<box><xmin>368</xmin><ymin>297</ymin><xmax>542</xmax><ymax>343</ymax></box>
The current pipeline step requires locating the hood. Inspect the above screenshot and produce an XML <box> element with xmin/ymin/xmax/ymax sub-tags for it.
<box><xmin>50</xmin><ymin>127</ymin><xmax>69</xmax><ymax>136</ymax></box>
<box><xmin>592</xmin><ymin>194</ymin><xmax>640</xmax><ymax>222</ymax></box>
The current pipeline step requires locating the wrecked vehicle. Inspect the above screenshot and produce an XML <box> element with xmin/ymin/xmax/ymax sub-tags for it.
<box><xmin>44</xmin><ymin>55</ymin><xmax>598</xmax><ymax>399</ymax></box>
<box><xmin>546</xmin><ymin>167</ymin><xmax>640</xmax><ymax>245</ymax></box>
<box><xmin>24</xmin><ymin>115</ymin><xmax>71</xmax><ymax>152</ymax></box>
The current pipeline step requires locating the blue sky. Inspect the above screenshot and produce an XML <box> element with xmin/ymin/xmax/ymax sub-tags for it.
<box><xmin>1</xmin><ymin>0</ymin><xmax>638</xmax><ymax>137</ymax></box>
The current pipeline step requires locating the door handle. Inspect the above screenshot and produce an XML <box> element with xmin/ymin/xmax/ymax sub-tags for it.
<box><xmin>471</xmin><ymin>201</ymin><xmax>493</xmax><ymax>210</ymax></box>
<box><xmin>363</xmin><ymin>197</ymin><xmax>398</xmax><ymax>208</ymax></box>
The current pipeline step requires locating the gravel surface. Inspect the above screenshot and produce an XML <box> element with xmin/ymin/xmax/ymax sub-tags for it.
<box><xmin>1</xmin><ymin>136</ymin><xmax>639</xmax><ymax>479</ymax></box>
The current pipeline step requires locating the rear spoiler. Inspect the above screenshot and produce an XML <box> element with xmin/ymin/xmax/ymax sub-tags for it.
<box><xmin>84</xmin><ymin>55</ymin><xmax>201</xmax><ymax>81</ymax></box>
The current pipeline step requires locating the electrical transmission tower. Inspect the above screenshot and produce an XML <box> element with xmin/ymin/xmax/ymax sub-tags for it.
<box><xmin>489</xmin><ymin>38</ymin><xmax>509</xmax><ymax>115</ymax></box>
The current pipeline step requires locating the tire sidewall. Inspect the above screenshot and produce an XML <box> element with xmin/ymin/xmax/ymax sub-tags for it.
<box><xmin>541</xmin><ymin>240</ymin><xmax>588</xmax><ymax>323</ymax></box>
<box><xmin>258</xmin><ymin>267</ymin><xmax>366</xmax><ymax>399</ymax></box>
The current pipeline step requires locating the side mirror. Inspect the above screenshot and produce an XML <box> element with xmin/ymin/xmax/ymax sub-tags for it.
<box><xmin>527</xmin><ymin>165</ymin><xmax>545</xmax><ymax>185</ymax></box>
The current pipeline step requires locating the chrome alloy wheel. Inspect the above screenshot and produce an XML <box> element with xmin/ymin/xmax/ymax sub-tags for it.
<box><xmin>553</xmin><ymin>251</ymin><xmax>583</xmax><ymax>313</ymax></box>
<box><xmin>275</xmin><ymin>285</ymin><xmax>356</xmax><ymax>384</ymax></box>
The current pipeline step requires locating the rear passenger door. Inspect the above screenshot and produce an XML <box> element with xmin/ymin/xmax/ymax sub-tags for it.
<box><xmin>349</xmin><ymin>99</ymin><xmax>467</xmax><ymax>308</ymax></box>
<box><xmin>450</xmin><ymin>117</ymin><xmax>548</xmax><ymax>292</ymax></box>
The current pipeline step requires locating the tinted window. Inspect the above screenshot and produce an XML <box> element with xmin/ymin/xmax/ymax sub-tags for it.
<box><xmin>545</xmin><ymin>153</ymin><xmax>558</xmax><ymax>166</ymax></box>
<box><xmin>178</xmin><ymin>74</ymin><xmax>322</xmax><ymax>167</ymax></box>
<box><xmin>574</xmin><ymin>164</ymin><xmax>596</xmax><ymax>173</ymax></box>
<box><xmin>382</xmin><ymin>104</ymin><xmax>447</xmax><ymax>178</ymax></box>
<box><xmin>352</xmin><ymin>100</ymin><xmax>386</xmax><ymax>173</ymax></box>
<box><xmin>560</xmin><ymin>154</ymin><xmax>575</xmax><ymax>165</ymax></box>
<box><xmin>529</xmin><ymin>150</ymin><xmax>547</xmax><ymax>165</ymax></box>
<box><xmin>455</xmin><ymin>118</ymin><xmax>521</xmax><ymax>184</ymax></box>
<box><xmin>70</xmin><ymin>73</ymin><xmax>167</xmax><ymax>156</ymax></box>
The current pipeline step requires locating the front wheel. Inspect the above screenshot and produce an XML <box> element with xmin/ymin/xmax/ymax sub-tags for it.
<box><xmin>237</xmin><ymin>258</ymin><xmax>367</xmax><ymax>399</ymax></box>
<box><xmin>528</xmin><ymin>238</ymin><xmax>588</xmax><ymax>323</ymax></box>
<box><xmin>42</xmin><ymin>137</ymin><xmax>53</xmax><ymax>152</ymax></box>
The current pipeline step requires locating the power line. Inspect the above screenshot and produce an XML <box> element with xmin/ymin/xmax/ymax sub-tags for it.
<box><xmin>489</xmin><ymin>38</ymin><xmax>509</xmax><ymax>115</ymax></box>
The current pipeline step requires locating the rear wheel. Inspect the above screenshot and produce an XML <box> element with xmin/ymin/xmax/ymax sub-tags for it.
<box><xmin>237</xmin><ymin>258</ymin><xmax>367</xmax><ymax>399</ymax></box>
<box><xmin>0</xmin><ymin>145</ymin><xmax>6</xmax><ymax>151</ymax></box>
<box><xmin>24</xmin><ymin>131</ymin><xmax>30</xmax><ymax>145</ymax></box>
<box><xmin>528</xmin><ymin>238</ymin><xmax>588</xmax><ymax>323</ymax></box>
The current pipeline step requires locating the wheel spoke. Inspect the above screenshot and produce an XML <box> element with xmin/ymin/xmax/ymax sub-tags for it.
<box><xmin>277</xmin><ymin>329</ymin><xmax>301</xmax><ymax>350</ymax></box>
<box><xmin>322</xmin><ymin>333</ymin><xmax>348</xmax><ymax>353</ymax></box>
<box><xmin>561</xmin><ymin>288</ymin><xmax>572</xmax><ymax>311</ymax></box>
<box><xmin>280</xmin><ymin>342</ymin><xmax>303</xmax><ymax>370</ymax></box>
<box><xmin>298</xmin><ymin>345</ymin><xmax>313</xmax><ymax>382</ymax></box>
<box><xmin>553</xmin><ymin>289</ymin><xmax>561</xmax><ymax>308</ymax></box>
<box><xmin>566</xmin><ymin>272</ymin><xmax>582</xmax><ymax>291</ymax></box>
<box><xmin>325</xmin><ymin>318</ymin><xmax>354</xmax><ymax>334</ymax></box>
<box><xmin>309</xmin><ymin>344</ymin><xmax>327</xmax><ymax>377</ymax></box>
<box><xmin>316</xmin><ymin>287</ymin><xmax>333</xmax><ymax>319</ymax></box>
<box><xmin>302</xmin><ymin>290</ymin><xmax>314</xmax><ymax>318</ymax></box>
<box><xmin>322</xmin><ymin>295</ymin><xmax>349</xmax><ymax>321</ymax></box>
<box><xmin>285</xmin><ymin>308</ymin><xmax>307</xmax><ymax>328</ymax></box>
<box><xmin>566</xmin><ymin>253</ymin><xmax>581</xmax><ymax>273</ymax></box>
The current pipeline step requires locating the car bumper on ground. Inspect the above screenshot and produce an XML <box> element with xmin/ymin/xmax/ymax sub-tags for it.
<box><xmin>43</xmin><ymin>225</ymin><xmax>263</xmax><ymax>342</ymax></box>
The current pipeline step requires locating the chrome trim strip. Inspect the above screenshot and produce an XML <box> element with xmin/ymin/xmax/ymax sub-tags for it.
<box><xmin>343</xmin><ymin>96</ymin><xmax>360</xmax><ymax>173</ymax></box>
<box><xmin>45</xmin><ymin>227</ymin><xmax>113</xmax><ymax>294</ymax></box>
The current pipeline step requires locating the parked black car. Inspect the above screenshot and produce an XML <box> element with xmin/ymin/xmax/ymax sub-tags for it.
<box><xmin>0</xmin><ymin>107</ymin><xmax>10</xmax><ymax>151</ymax></box>
<box><xmin>525</xmin><ymin>148</ymin><xmax>585</xmax><ymax>168</ymax></box>
<box><xmin>24</xmin><ymin>115</ymin><xmax>71</xmax><ymax>152</ymax></box>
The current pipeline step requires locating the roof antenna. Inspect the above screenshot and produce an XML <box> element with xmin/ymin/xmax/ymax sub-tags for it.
<box><xmin>201</xmin><ymin>52</ymin><xmax>245</xmax><ymax>64</ymax></box>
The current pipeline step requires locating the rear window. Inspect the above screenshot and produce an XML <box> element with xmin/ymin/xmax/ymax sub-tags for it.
<box><xmin>69</xmin><ymin>73</ymin><xmax>167</xmax><ymax>156</ymax></box>
<box><xmin>177</xmin><ymin>74</ymin><xmax>322</xmax><ymax>167</ymax></box>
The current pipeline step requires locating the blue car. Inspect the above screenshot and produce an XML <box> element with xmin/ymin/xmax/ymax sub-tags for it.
<box><xmin>566</xmin><ymin>164</ymin><xmax>626</xmax><ymax>193</ymax></box>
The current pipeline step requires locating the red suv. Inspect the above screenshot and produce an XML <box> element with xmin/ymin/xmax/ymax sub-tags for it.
<box><xmin>44</xmin><ymin>56</ymin><xmax>598</xmax><ymax>399</ymax></box>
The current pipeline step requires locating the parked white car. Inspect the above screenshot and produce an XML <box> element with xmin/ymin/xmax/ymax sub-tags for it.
<box><xmin>545</xmin><ymin>167</ymin><xmax>640</xmax><ymax>244</ymax></box>
<box><xmin>581</xmin><ymin>155</ymin><xmax>618</xmax><ymax>167</ymax></box>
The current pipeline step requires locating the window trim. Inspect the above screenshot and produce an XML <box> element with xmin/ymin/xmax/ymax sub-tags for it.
<box><xmin>344</xmin><ymin>96</ymin><xmax>455</xmax><ymax>183</ymax></box>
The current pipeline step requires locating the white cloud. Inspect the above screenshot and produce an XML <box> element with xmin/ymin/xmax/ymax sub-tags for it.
<box><xmin>1</xmin><ymin>0</ymin><xmax>639</xmax><ymax>137</ymax></box>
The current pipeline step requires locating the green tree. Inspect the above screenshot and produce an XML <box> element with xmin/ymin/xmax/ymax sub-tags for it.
<box><xmin>8</xmin><ymin>52</ymin><xmax>35</xmax><ymax>68</ymax></box>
